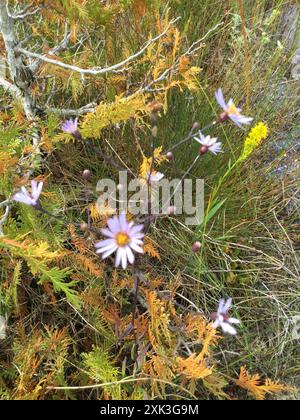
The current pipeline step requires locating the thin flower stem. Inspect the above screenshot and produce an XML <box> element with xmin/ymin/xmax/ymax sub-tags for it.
<box><xmin>84</xmin><ymin>179</ymin><xmax>91</xmax><ymax>229</ymax></box>
<box><xmin>132</xmin><ymin>265</ymin><xmax>139</xmax><ymax>343</ymax></box>
<box><xmin>36</xmin><ymin>206</ymin><xmax>67</xmax><ymax>222</ymax></box>
<box><xmin>166</xmin><ymin>121</ymin><xmax>217</xmax><ymax>154</ymax></box>
<box><xmin>161</xmin><ymin>155</ymin><xmax>200</xmax><ymax>215</ymax></box>
<box><xmin>35</xmin><ymin>205</ymin><xmax>100</xmax><ymax>235</ymax></box>
<box><xmin>141</xmin><ymin>155</ymin><xmax>201</xmax><ymax>233</ymax></box>
<box><xmin>145</xmin><ymin>119</ymin><xmax>158</xmax><ymax>232</ymax></box>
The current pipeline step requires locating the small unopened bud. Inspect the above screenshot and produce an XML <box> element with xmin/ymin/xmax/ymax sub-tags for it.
<box><xmin>82</xmin><ymin>169</ymin><xmax>91</xmax><ymax>181</ymax></box>
<box><xmin>210</xmin><ymin>312</ymin><xmax>218</xmax><ymax>321</ymax></box>
<box><xmin>199</xmin><ymin>145</ymin><xmax>209</xmax><ymax>155</ymax></box>
<box><xmin>219</xmin><ymin>112</ymin><xmax>229</xmax><ymax>124</ymax></box>
<box><xmin>192</xmin><ymin>241</ymin><xmax>201</xmax><ymax>253</ymax></box>
<box><xmin>80</xmin><ymin>222</ymin><xmax>89</xmax><ymax>232</ymax></box>
<box><xmin>192</xmin><ymin>122</ymin><xmax>201</xmax><ymax>131</ymax></box>
<box><xmin>151</xmin><ymin>125</ymin><xmax>158</xmax><ymax>138</ymax></box>
<box><xmin>166</xmin><ymin>151</ymin><xmax>174</xmax><ymax>161</ymax></box>
<box><xmin>167</xmin><ymin>206</ymin><xmax>177</xmax><ymax>216</ymax></box>
<box><xmin>148</xmin><ymin>101</ymin><xmax>163</xmax><ymax>114</ymax></box>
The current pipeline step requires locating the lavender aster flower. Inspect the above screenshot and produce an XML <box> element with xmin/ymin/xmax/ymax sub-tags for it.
<box><xmin>61</xmin><ymin>118</ymin><xmax>80</xmax><ymax>138</ymax></box>
<box><xmin>215</xmin><ymin>88</ymin><xmax>253</xmax><ymax>128</ymax></box>
<box><xmin>194</xmin><ymin>132</ymin><xmax>222</xmax><ymax>155</ymax></box>
<box><xmin>95</xmin><ymin>214</ymin><xmax>144</xmax><ymax>269</ymax></box>
<box><xmin>13</xmin><ymin>180</ymin><xmax>43</xmax><ymax>207</ymax></box>
<box><xmin>211</xmin><ymin>298</ymin><xmax>240</xmax><ymax>336</ymax></box>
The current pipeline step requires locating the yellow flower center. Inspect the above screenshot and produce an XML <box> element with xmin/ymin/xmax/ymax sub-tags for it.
<box><xmin>228</xmin><ymin>103</ymin><xmax>240</xmax><ymax>116</ymax></box>
<box><xmin>116</xmin><ymin>232</ymin><xmax>130</xmax><ymax>247</ymax></box>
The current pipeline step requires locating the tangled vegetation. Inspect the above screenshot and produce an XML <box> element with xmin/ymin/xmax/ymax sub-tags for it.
<box><xmin>0</xmin><ymin>0</ymin><xmax>299</xmax><ymax>400</ymax></box>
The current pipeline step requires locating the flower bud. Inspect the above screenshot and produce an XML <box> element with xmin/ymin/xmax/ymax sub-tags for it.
<box><xmin>151</xmin><ymin>125</ymin><xmax>158</xmax><ymax>138</ymax></box>
<box><xmin>80</xmin><ymin>222</ymin><xmax>89</xmax><ymax>232</ymax></box>
<box><xmin>82</xmin><ymin>169</ymin><xmax>91</xmax><ymax>181</ymax></box>
<box><xmin>199</xmin><ymin>145</ymin><xmax>209</xmax><ymax>155</ymax></box>
<box><xmin>210</xmin><ymin>312</ymin><xmax>218</xmax><ymax>321</ymax></box>
<box><xmin>148</xmin><ymin>101</ymin><xmax>163</xmax><ymax>114</ymax></box>
<box><xmin>219</xmin><ymin>112</ymin><xmax>229</xmax><ymax>123</ymax></box>
<box><xmin>166</xmin><ymin>151</ymin><xmax>174</xmax><ymax>161</ymax></box>
<box><xmin>192</xmin><ymin>122</ymin><xmax>201</xmax><ymax>131</ymax></box>
<box><xmin>192</xmin><ymin>241</ymin><xmax>201</xmax><ymax>253</ymax></box>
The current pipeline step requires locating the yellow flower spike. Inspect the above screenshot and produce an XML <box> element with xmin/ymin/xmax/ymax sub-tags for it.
<box><xmin>240</xmin><ymin>122</ymin><xmax>269</xmax><ymax>161</ymax></box>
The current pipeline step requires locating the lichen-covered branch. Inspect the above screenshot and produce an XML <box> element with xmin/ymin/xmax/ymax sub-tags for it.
<box><xmin>0</xmin><ymin>0</ymin><xmax>36</xmax><ymax>118</ymax></box>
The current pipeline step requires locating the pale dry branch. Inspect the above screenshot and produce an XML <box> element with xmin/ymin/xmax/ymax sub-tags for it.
<box><xmin>10</xmin><ymin>3</ymin><xmax>40</xmax><ymax>20</ymax></box>
<box><xmin>0</xmin><ymin>75</ymin><xmax>20</xmax><ymax>96</ymax></box>
<box><xmin>46</xmin><ymin>102</ymin><xmax>97</xmax><ymax>117</ymax></box>
<box><xmin>17</xmin><ymin>18</ymin><xmax>180</xmax><ymax>76</ymax></box>
<box><xmin>30</xmin><ymin>21</ymin><xmax>71</xmax><ymax>73</ymax></box>
<box><xmin>0</xmin><ymin>0</ymin><xmax>36</xmax><ymax>118</ymax></box>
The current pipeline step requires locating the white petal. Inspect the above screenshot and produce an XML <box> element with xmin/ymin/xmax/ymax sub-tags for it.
<box><xmin>221</xmin><ymin>322</ymin><xmax>237</xmax><ymax>335</ymax></box>
<box><xmin>101</xmin><ymin>246</ymin><xmax>118</xmax><ymax>259</ymax></box>
<box><xmin>101</xmin><ymin>228</ymin><xmax>115</xmax><ymax>238</ymax></box>
<box><xmin>133</xmin><ymin>239</ymin><xmax>144</xmax><ymax>245</ymax></box>
<box><xmin>121</xmin><ymin>248</ymin><xmax>128</xmax><ymax>269</ymax></box>
<box><xmin>107</xmin><ymin>216</ymin><xmax>120</xmax><ymax>233</ymax></box>
<box><xmin>212</xmin><ymin>320</ymin><xmax>221</xmax><ymax>329</ymax></box>
<box><xmin>130</xmin><ymin>241</ymin><xmax>144</xmax><ymax>254</ymax></box>
<box><xmin>96</xmin><ymin>243</ymin><xmax>117</xmax><ymax>254</ymax></box>
<box><xmin>215</xmin><ymin>88</ymin><xmax>227</xmax><ymax>110</ymax></box>
<box><xmin>238</xmin><ymin>116</ymin><xmax>253</xmax><ymax>124</ymax></box>
<box><xmin>223</xmin><ymin>298</ymin><xmax>232</xmax><ymax>312</ymax></box>
<box><xmin>13</xmin><ymin>193</ymin><xmax>32</xmax><ymax>205</ymax></box>
<box><xmin>119</xmin><ymin>213</ymin><xmax>128</xmax><ymax>231</ymax></box>
<box><xmin>229</xmin><ymin>115</ymin><xmax>243</xmax><ymax>128</ymax></box>
<box><xmin>31</xmin><ymin>180</ymin><xmax>38</xmax><ymax>196</ymax></box>
<box><xmin>132</xmin><ymin>233</ymin><xmax>144</xmax><ymax>240</ymax></box>
<box><xmin>115</xmin><ymin>248</ymin><xmax>123</xmax><ymax>267</ymax></box>
<box><xmin>36</xmin><ymin>182</ymin><xmax>43</xmax><ymax>198</ymax></box>
<box><xmin>228</xmin><ymin>318</ymin><xmax>240</xmax><ymax>324</ymax></box>
<box><xmin>21</xmin><ymin>186</ymin><xmax>29</xmax><ymax>195</ymax></box>
<box><xmin>95</xmin><ymin>238</ymin><xmax>116</xmax><ymax>249</ymax></box>
<box><xmin>126</xmin><ymin>246</ymin><xmax>135</xmax><ymax>264</ymax></box>
<box><xmin>217</xmin><ymin>299</ymin><xmax>225</xmax><ymax>315</ymax></box>
<box><xmin>130</xmin><ymin>224</ymin><xmax>144</xmax><ymax>235</ymax></box>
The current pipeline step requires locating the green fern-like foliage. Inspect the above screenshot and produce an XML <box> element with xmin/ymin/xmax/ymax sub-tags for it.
<box><xmin>0</xmin><ymin>237</ymin><xmax>80</xmax><ymax>308</ymax></box>
<box><xmin>82</xmin><ymin>346</ymin><xmax>122</xmax><ymax>399</ymax></box>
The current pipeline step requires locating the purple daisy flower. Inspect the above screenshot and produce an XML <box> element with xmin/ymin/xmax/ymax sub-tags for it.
<box><xmin>13</xmin><ymin>180</ymin><xmax>43</xmax><ymax>207</ymax></box>
<box><xmin>95</xmin><ymin>214</ymin><xmax>144</xmax><ymax>269</ymax></box>
<box><xmin>194</xmin><ymin>132</ymin><xmax>222</xmax><ymax>155</ymax></box>
<box><xmin>215</xmin><ymin>88</ymin><xmax>253</xmax><ymax>128</ymax></box>
<box><xmin>211</xmin><ymin>298</ymin><xmax>240</xmax><ymax>336</ymax></box>
<box><xmin>61</xmin><ymin>118</ymin><xmax>80</xmax><ymax>138</ymax></box>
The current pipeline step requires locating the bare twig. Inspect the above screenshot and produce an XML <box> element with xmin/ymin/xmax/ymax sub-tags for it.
<box><xmin>30</xmin><ymin>21</ymin><xmax>71</xmax><ymax>73</ymax></box>
<box><xmin>18</xmin><ymin>18</ymin><xmax>180</xmax><ymax>76</ymax></box>
<box><xmin>10</xmin><ymin>3</ymin><xmax>40</xmax><ymax>20</ymax></box>
<box><xmin>0</xmin><ymin>76</ymin><xmax>21</xmax><ymax>96</ymax></box>
<box><xmin>0</xmin><ymin>0</ymin><xmax>36</xmax><ymax>118</ymax></box>
<box><xmin>46</xmin><ymin>103</ymin><xmax>97</xmax><ymax>117</ymax></box>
